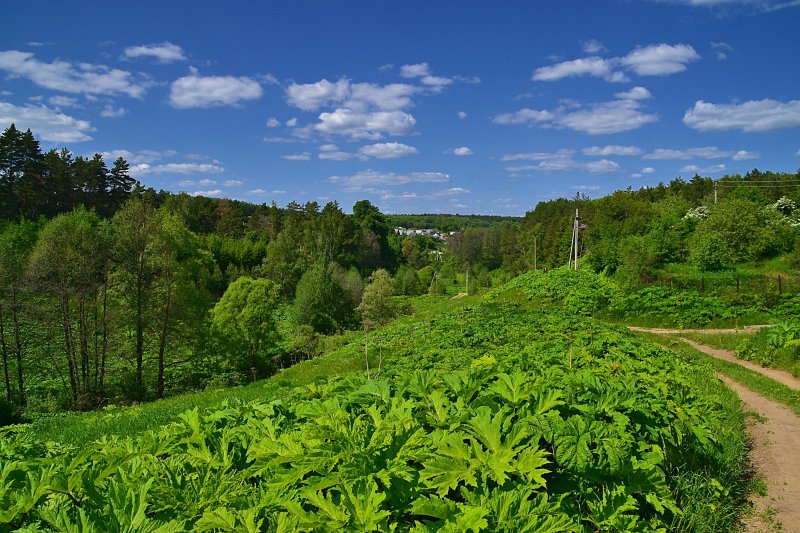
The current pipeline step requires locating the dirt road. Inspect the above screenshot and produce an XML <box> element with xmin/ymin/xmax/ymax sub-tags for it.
<box><xmin>631</xmin><ymin>327</ymin><xmax>800</xmax><ymax>531</ymax></box>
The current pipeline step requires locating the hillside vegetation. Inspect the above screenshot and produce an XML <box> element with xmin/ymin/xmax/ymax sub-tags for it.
<box><xmin>2</xmin><ymin>273</ymin><xmax>749</xmax><ymax>532</ymax></box>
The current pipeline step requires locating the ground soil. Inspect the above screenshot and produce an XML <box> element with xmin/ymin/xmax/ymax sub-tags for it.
<box><xmin>631</xmin><ymin>327</ymin><xmax>800</xmax><ymax>532</ymax></box>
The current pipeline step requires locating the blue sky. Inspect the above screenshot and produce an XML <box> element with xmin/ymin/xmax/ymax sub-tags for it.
<box><xmin>2</xmin><ymin>0</ymin><xmax>799</xmax><ymax>215</ymax></box>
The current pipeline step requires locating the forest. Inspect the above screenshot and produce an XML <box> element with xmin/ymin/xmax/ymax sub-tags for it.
<box><xmin>1</xmin><ymin>122</ymin><xmax>800</xmax><ymax>422</ymax></box>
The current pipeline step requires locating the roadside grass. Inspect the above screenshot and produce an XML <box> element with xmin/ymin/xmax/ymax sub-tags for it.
<box><xmin>679</xmin><ymin>331</ymin><xmax>753</xmax><ymax>352</ymax></box>
<box><xmin>636</xmin><ymin>332</ymin><xmax>800</xmax><ymax>417</ymax></box>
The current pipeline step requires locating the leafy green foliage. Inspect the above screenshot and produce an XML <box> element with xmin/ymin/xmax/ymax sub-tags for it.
<box><xmin>2</xmin><ymin>297</ymin><xmax>746</xmax><ymax>531</ymax></box>
<box><xmin>211</xmin><ymin>277</ymin><xmax>281</xmax><ymax>372</ymax></box>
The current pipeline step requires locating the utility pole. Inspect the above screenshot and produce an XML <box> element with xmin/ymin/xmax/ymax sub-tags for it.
<box><xmin>568</xmin><ymin>209</ymin><xmax>580</xmax><ymax>270</ymax></box>
<box><xmin>714</xmin><ymin>180</ymin><xmax>718</xmax><ymax>204</ymax></box>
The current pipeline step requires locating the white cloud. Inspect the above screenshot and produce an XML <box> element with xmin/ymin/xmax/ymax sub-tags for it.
<box><xmin>582</xmin><ymin>39</ymin><xmax>607</xmax><ymax>54</ymax></box>
<box><xmin>199</xmin><ymin>178</ymin><xmax>217</xmax><ymax>186</ymax></box>
<box><xmin>644</xmin><ymin>146</ymin><xmax>758</xmax><ymax>160</ymax></box>
<box><xmin>679</xmin><ymin>163</ymin><xmax>727</xmax><ymax>174</ymax></box>
<box><xmin>100</xmin><ymin>104</ymin><xmax>126</xmax><ymax>118</ymax></box>
<box><xmin>266</xmin><ymin>117</ymin><xmax>280</xmax><ymax>128</ymax></box>
<box><xmin>711</xmin><ymin>41</ymin><xmax>734</xmax><ymax>61</ymax></box>
<box><xmin>224</xmin><ymin>179</ymin><xmax>244</xmax><ymax>186</ymax></box>
<box><xmin>399</xmin><ymin>63</ymin><xmax>431</xmax><ymax>78</ymax></box>
<box><xmin>451</xmin><ymin>146</ymin><xmax>473</xmax><ymax>156</ymax></box>
<box><xmin>358</xmin><ymin>142</ymin><xmax>418</xmax><ymax>159</ymax></box>
<box><xmin>586</xmin><ymin>159</ymin><xmax>621</xmax><ymax>173</ymax></box>
<box><xmin>582</xmin><ymin>145</ymin><xmax>642</xmax><ymax>156</ymax></box>
<box><xmin>169</xmin><ymin>67</ymin><xmax>262</xmax><ymax>108</ymax></box>
<box><xmin>621</xmin><ymin>44</ymin><xmax>700</xmax><ymax>76</ymax></box>
<box><xmin>178</xmin><ymin>180</ymin><xmax>195</xmax><ymax>187</ymax></box>
<box><xmin>733</xmin><ymin>150</ymin><xmax>760</xmax><ymax>160</ymax></box>
<box><xmin>247</xmin><ymin>188</ymin><xmax>287</xmax><ymax>196</ymax></box>
<box><xmin>315</xmin><ymin>108</ymin><xmax>416</xmax><ymax>139</ymax></box>
<box><xmin>420</xmin><ymin>75</ymin><xmax>453</xmax><ymax>91</ymax></box>
<box><xmin>48</xmin><ymin>95</ymin><xmax>80</xmax><ymax>108</ymax></box>
<box><xmin>131</xmin><ymin>162</ymin><xmax>224</xmax><ymax>175</ymax></box>
<box><xmin>613</xmin><ymin>86</ymin><xmax>652</xmax><ymax>100</ymax></box>
<box><xmin>668</xmin><ymin>0</ymin><xmax>800</xmax><ymax>11</ymax></box>
<box><xmin>286</xmin><ymin>117</ymin><xmax>298</xmax><ymax>127</ymax></box>
<box><xmin>286</xmin><ymin>78</ymin><xmax>350</xmax><ymax>110</ymax></box>
<box><xmin>0</xmin><ymin>101</ymin><xmax>94</xmax><ymax>142</ymax></box>
<box><xmin>558</xmin><ymin>99</ymin><xmax>658</xmax><ymax>134</ymax></box>
<box><xmin>98</xmin><ymin>149</ymin><xmax>178</xmax><ymax>164</ymax></box>
<box><xmin>282</xmin><ymin>152</ymin><xmax>311</xmax><ymax>161</ymax></box>
<box><xmin>0</xmin><ymin>50</ymin><xmax>148</xmax><ymax>98</ymax></box>
<box><xmin>123</xmin><ymin>42</ymin><xmax>186</xmax><ymax>63</ymax></box>
<box><xmin>571</xmin><ymin>185</ymin><xmax>601</xmax><ymax>191</ymax></box>
<box><xmin>191</xmin><ymin>189</ymin><xmax>223</xmax><ymax>197</ymax></box>
<box><xmin>493</xmin><ymin>94</ymin><xmax>657</xmax><ymax>134</ymax></box>
<box><xmin>491</xmin><ymin>108</ymin><xmax>555</xmax><ymax>125</ymax></box>
<box><xmin>458</xmin><ymin>111</ymin><xmax>467</xmax><ymax>119</ymax></box>
<box><xmin>683</xmin><ymin>99</ymin><xmax>800</xmax><ymax>132</ymax></box>
<box><xmin>318</xmin><ymin>150</ymin><xmax>355</xmax><ymax>160</ymax></box>
<box><xmin>532</xmin><ymin>43</ymin><xmax>699</xmax><ymax>83</ymax></box>
<box><xmin>642</xmin><ymin>166</ymin><xmax>656</xmax><ymax>174</ymax></box>
<box><xmin>328</xmin><ymin>169</ymin><xmax>449</xmax><ymax>190</ymax></box>
<box><xmin>503</xmin><ymin>150</ymin><xmax>620</xmax><ymax>174</ymax></box>
<box><xmin>533</xmin><ymin>56</ymin><xmax>624</xmax><ymax>83</ymax></box>
<box><xmin>348</xmin><ymin>82</ymin><xmax>418</xmax><ymax>111</ymax></box>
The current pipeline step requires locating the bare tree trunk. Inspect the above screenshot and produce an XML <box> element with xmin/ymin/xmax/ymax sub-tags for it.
<box><xmin>78</xmin><ymin>295</ymin><xmax>90</xmax><ymax>397</ymax></box>
<box><xmin>135</xmin><ymin>262</ymin><xmax>144</xmax><ymax>400</ymax></box>
<box><xmin>99</xmin><ymin>283</ymin><xmax>109</xmax><ymax>398</ymax></box>
<box><xmin>0</xmin><ymin>303</ymin><xmax>11</xmax><ymax>401</ymax></box>
<box><xmin>60</xmin><ymin>295</ymin><xmax>78</xmax><ymax>403</ymax></box>
<box><xmin>156</xmin><ymin>283</ymin><xmax>172</xmax><ymax>399</ymax></box>
<box><xmin>11</xmin><ymin>288</ymin><xmax>25</xmax><ymax>406</ymax></box>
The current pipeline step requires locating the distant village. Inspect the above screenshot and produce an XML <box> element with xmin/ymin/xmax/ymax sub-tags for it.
<box><xmin>393</xmin><ymin>227</ymin><xmax>456</xmax><ymax>240</ymax></box>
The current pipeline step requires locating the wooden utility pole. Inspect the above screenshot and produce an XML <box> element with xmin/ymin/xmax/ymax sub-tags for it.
<box><xmin>568</xmin><ymin>209</ymin><xmax>580</xmax><ymax>270</ymax></box>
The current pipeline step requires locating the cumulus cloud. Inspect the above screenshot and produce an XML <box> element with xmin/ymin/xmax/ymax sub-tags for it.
<box><xmin>642</xmin><ymin>166</ymin><xmax>656</xmax><ymax>173</ymax></box>
<box><xmin>458</xmin><ymin>111</ymin><xmax>467</xmax><ymax>119</ymax></box>
<box><xmin>286</xmin><ymin>78</ymin><xmax>350</xmax><ymax>110</ymax></box>
<box><xmin>282</xmin><ymin>152</ymin><xmax>311</xmax><ymax>161</ymax></box>
<box><xmin>557</xmin><ymin>99</ymin><xmax>658</xmax><ymax>134</ymax></box>
<box><xmin>98</xmin><ymin>149</ymin><xmax>178</xmax><ymax>164</ymax></box>
<box><xmin>0</xmin><ymin>101</ymin><xmax>94</xmax><ymax>142</ymax></box>
<box><xmin>131</xmin><ymin>162</ymin><xmax>225</xmax><ymax>176</ymax></box>
<box><xmin>0</xmin><ymin>50</ymin><xmax>148</xmax><ymax>97</ymax></box>
<box><xmin>315</xmin><ymin>108</ymin><xmax>416</xmax><ymax>139</ymax></box>
<box><xmin>679</xmin><ymin>163</ymin><xmax>727</xmax><ymax>174</ymax></box>
<box><xmin>582</xmin><ymin>145</ymin><xmax>642</xmax><ymax>156</ymax></box>
<box><xmin>502</xmin><ymin>150</ymin><xmax>620</xmax><ymax>174</ymax></box>
<box><xmin>224</xmin><ymin>179</ymin><xmax>244</xmax><ymax>186</ymax></box>
<box><xmin>644</xmin><ymin>146</ymin><xmax>760</xmax><ymax>160</ymax></box>
<box><xmin>613</xmin><ymin>86</ymin><xmax>652</xmax><ymax>100</ymax></box>
<box><xmin>399</xmin><ymin>63</ymin><xmax>431</xmax><ymax>78</ymax></box>
<box><xmin>621</xmin><ymin>44</ymin><xmax>700</xmax><ymax>75</ymax></box>
<box><xmin>491</xmin><ymin>108</ymin><xmax>555</xmax><ymax>125</ymax></box>
<box><xmin>582</xmin><ymin>39</ymin><xmax>607</xmax><ymax>54</ymax></box>
<box><xmin>493</xmin><ymin>92</ymin><xmax>657</xmax><ymax>134</ymax></box>
<box><xmin>169</xmin><ymin>67</ymin><xmax>263</xmax><ymax>108</ymax></box>
<box><xmin>266</xmin><ymin>117</ymin><xmax>280</xmax><ymax>128</ymax></box>
<box><xmin>711</xmin><ymin>41</ymin><xmax>734</xmax><ymax>61</ymax></box>
<box><xmin>328</xmin><ymin>169</ymin><xmax>449</xmax><ymax>191</ymax></box>
<box><xmin>381</xmin><ymin>187</ymin><xmax>470</xmax><ymax>201</ymax></box>
<box><xmin>533</xmin><ymin>57</ymin><xmax>625</xmax><ymax>83</ymax></box>
<box><xmin>532</xmin><ymin>43</ymin><xmax>699</xmax><ymax>82</ymax></box>
<box><xmin>683</xmin><ymin>99</ymin><xmax>800</xmax><ymax>132</ymax></box>
<box><xmin>247</xmin><ymin>188</ymin><xmax>286</xmax><ymax>196</ymax></box>
<box><xmin>358</xmin><ymin>142</ymin><xmax>418</xmax><ymax>159</ymax></box>
<box><xmin>48</xmin><ymin>95</ymin><xmax>80</xmax><ymax>108</ymax></box>
<box><xmin>123</xmin><ymin>42</ymin><xmax>186</xmax><ymax>63</ymax></box>
<box><xmin>190</xmin><ymin>189</ymin><xmax>223</xmax><ymax>197</ymax></box>
<box><xmin>451</xmin><ymin>147</ymin><xmax>473</xmax><ymax>156</ymax></box>
<box><xmin>100</xmin><ymin>104</ymin><xmax>126</xmax><ymax>118</ymax></box>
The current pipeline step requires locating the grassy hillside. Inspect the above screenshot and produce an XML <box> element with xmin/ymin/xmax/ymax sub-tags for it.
<box><xmin>1</xmin><ymin>271</ymin><xmax>752</xmax><ymax>531</ymax></box>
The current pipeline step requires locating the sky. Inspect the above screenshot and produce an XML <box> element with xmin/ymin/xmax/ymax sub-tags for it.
<box><xmin>1</xmin><ymin>1</ymin><xmax>799</xmax><ymax>216</ymax></box>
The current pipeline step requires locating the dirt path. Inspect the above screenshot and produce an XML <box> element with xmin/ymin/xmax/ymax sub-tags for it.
<box><xmin>716</xmin><ymin>375</ymin><xmax>800</xmax><ymax>532</ymax></box>
<box><xmin>627</xmin><ymin>324</ymin><xmax>773</xmax><ymax>335</ymax></box>
<box><xmin>679</xmin><ymin>338</ymin><xmax>800</xmax><ymax>391</ymax></box>
<box><xmin>634</xmin><ymin>327</ymin><xmax>800</xmax><ymax>531</ymax></box>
